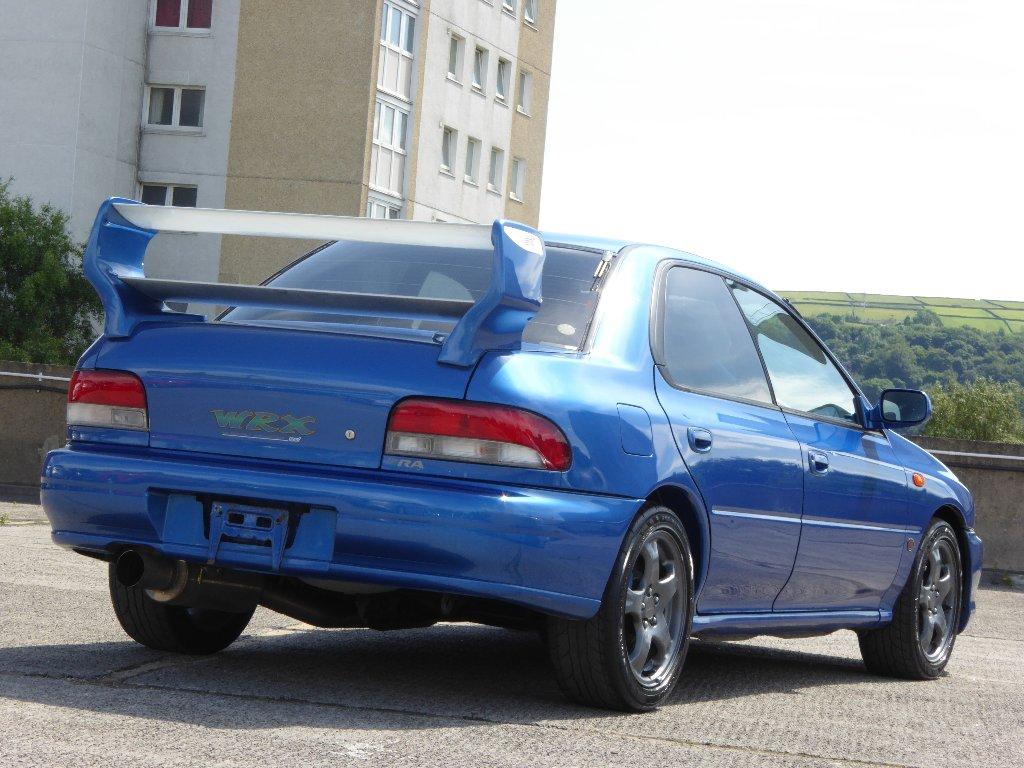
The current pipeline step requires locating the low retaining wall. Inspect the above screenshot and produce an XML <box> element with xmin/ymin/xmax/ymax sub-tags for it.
<box><xmin>1</xmin><ymin>362</ymin><xmax>1020</xmax><ymax>571</ymax></box>
<box><xmin>0</xmin><ymin>361</ymin><xmax>72</xmax><ymax>500</ymax></box>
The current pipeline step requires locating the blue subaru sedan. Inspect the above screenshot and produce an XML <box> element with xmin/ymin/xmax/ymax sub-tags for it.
<box><xmin>42</xmin><ymin>200</ymin><xmax>982</xmax><ymax>710</ymax></box>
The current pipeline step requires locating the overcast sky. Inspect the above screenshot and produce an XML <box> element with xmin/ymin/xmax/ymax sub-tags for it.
<box><xmin>540</xmin><ymin>0</ymin><xmax>1024</xmax><ymax>301</ymax></box>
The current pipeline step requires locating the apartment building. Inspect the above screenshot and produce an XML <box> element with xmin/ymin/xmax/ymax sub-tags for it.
<box><xmin>0</xmin><ymin>0</ymin><xmax>556</xmax><ymax>287</ymax></box>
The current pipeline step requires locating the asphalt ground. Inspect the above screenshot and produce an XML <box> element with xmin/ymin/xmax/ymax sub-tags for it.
<box><xmin>1</xmin><ymin>501</ymin><xmax>1021</xmax><ymax>767</ymax></box>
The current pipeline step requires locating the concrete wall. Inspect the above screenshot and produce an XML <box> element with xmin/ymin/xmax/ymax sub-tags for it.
<box><xmin>911</xmin><ymin>436</ymin><xmax>1024</xmax><ymax>574</ymax></box>
<box><xmin>0</xmin><ymin>0</ymin><xmax>148</xmax><ymax>243</ymax></box>
<box><xmin>0</xmin><ymin>362</ymin><xmax>72</xmax><ymax>501</ymax></box>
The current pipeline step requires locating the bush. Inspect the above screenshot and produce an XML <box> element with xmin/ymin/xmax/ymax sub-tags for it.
<box><xmin>923</xmin><ymin>379</ymin><xmax>1024</xmax><ymax>444</ymax></box>
<box><xmin>0</xmin><ymin>179</ymin><xmax>100</xmax><ymax>365</ymax></box>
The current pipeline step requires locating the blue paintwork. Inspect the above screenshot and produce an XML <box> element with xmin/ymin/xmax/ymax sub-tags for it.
<box><xmin>41</xmin><ymin>203</ymin><xmax>982</xmax><ymax>638</ymax></box>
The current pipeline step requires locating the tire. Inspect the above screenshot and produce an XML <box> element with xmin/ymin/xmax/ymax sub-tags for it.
<box><xmin>108</xmin><ymin>563</ymin><xmax>255</xmax><ymax>655</ymax></box>
<box><xmin>545</xmin><ymin>506</ymin><xmax>694</xmax><ymax>710</ymax></box>
<box><xmin>858</xmin><ymin>519</ymin><xmax>963</xmax><ymax>679</ymax></box>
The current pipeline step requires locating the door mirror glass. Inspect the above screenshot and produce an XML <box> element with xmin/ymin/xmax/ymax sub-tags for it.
<box><xmin>878</xmin><ymin>389</ymin><xmax>932</xmax><ymax>427</ymax></box>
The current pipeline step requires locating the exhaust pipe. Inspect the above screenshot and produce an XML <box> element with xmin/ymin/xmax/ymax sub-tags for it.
<box><xmin>115</xmin><ymin>550</ymin><xmax>184</xmax><ymax>593</ymax></box>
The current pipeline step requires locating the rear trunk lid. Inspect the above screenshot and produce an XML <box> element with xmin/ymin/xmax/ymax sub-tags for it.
<box><xmin>95</xmin><ymin>323</ymin><xmax>472</xmax><ymax>469</ymax></box>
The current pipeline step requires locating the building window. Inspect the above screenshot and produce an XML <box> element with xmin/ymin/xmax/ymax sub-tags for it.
<box><xmin>516</xmin><ymin>70</ymin><xmax>532</xmax><ymax>114</ymax></box>
<box><xmin>448</xmin><ymin>34</ymin><xmax>464</xmax><ymax>82</ymax></box>
<box><xmin>465</xmin><ymin>137</ymin><xmax>481</xmax><ymax>184</ymax></box>
<box><xmin>367</xmin><ymin>199</ymin><xmax>402</xmax><ymax>219</ymax></box>
<box><xmin>472</xmin><ymin>46</ymin><xmax>488</xmax><ymax>93</ymax></box>
<box><xmin>140</xmin><ymin>183</ymin><xmax>198</xmax><ymax>207</ymax></box>
<box><xmin>510</xmin><ymin>157</ymin><xmax>525</xmax><ymax>201</ymax></box>
<box><xmin>145</xmin><ymin>86</ymin><xmax>205</xmax><ymax>129</ymax></box>
<box><xmin>488</xmin><ymin>147</ymin><xmax>505</xmax><ymax>193</ymax></box>
<box><xmin>441</xmin><ymin>126</ymin><xmax>457</xmax><ymax>173</ymax></box>
<box><xmin>153</xmin><ymin>0</ymin><xmax>213</xmax><ymax>31</ymax></box>
<box><xmin>496</xmin><ymin>58</ymin><xmax>511</xmax><ymax>103</ymax></box>
<box><xmin>524</xmin><ymin>0</ymin><xmax>538</xmax><ymax>25</ymax></box>
<box><xmin>379</xmin><ymin>2</ymin><xmax>416</xmax><ymax>100</ymax></box>
<box><xmin>370</xmin><ymin>99</ymin><xmax>409</xmax><ymax>194</ymax></box>
<box><xmin>502</xmin><ymin>0</ymin><xmax>517</xmax><ymax>17</ymax></box>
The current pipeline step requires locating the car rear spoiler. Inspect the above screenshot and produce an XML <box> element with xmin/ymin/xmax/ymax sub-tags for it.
<box><xmin>83</xmin><ymin>197</ymin><xmax>547</xmax><ymax>367</ymax></box>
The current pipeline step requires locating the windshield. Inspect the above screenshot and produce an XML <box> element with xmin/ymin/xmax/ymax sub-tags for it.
<box><xmin>222</xmin><ymin>241</ymin><xmax>607</xmax><ymax>350</ymax></box>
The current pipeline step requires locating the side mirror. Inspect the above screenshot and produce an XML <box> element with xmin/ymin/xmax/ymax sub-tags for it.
<box><xmin>868</xmin><ymin>389</ymin><xmax>932</xmax><ymax>429</ymax></box>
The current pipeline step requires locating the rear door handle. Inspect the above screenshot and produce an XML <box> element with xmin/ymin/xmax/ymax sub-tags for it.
<box><xmin>687</xmin><ymin>427</ymin><xmax>713</xmax><ymax>453</ymax></box>
<box><xmin>808</xmin><ymin>451</ymin><xmax>830</xmax><ymax>474</ymax></box>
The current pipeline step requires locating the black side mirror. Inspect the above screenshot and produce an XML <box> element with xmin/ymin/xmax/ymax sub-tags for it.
<box><xmin>871</xmin><ymin>389</ymin><xmax>932</xmax><ymax>429</ymax></box>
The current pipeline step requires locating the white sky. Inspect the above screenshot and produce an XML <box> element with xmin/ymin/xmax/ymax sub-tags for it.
<box><xmin>540</xmin><ymin>0</ymin><xmax>1024</xmax><ymax>301</ymax></box>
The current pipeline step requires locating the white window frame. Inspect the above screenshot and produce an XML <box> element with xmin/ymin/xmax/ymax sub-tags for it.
<box><xmin>370</xmin><ymin>98</ymin><xmax>409</xmax><ymax>196</ymax></box>
<box><xmin>150</xmin><ymin>0</ymin><xmax>213</xmax><ymax>34</ymax></box>
<box><xmin>501</xmin><ymin>0</ymin><xmax>517</xmax><ymax>18</ymax></box>
<box><xmin>509</xmin><ymin>157</ymin><xmax>525</xmax><ymax>201</ymax></box>
<box><xmin>447</xmin><ymin>33</ymin><xmax>465</xmax><ymax>83</ymax></box>
<box><xmin>367</xmin><ymin>198</ymin><xmax>403</xmax><ymax>219</ymax></box>
<box><xmin>143</xmin><ymin>85</ymin><xmax>206</xmax><ymax>132</ymax></box>
<box><xmin>441</xmin><ymin>126</ymin><xmax>458</xmax><ymax>174</ymax></box>
<box><xmin>516</xmin><ymin>70</ymin><xmax>532</xmax><ymax>115</ymax></box>
<box><xmin>472</xmin><ymin>46</ymin><xmax>489</xmax><ymax>93</ymax></box>
<box><xmin>496</xmin><ymin>58</ymin><xmax>512</xmax><ymax>103</ymax></box>
<box><xmin>464</xmin><ymin>137</ymin><xmax>481</xmax><ymax>185</ymax></box>
<box><xmin>524</xmin><ymin>0</ymin><xmax>538</xmax><ymax>25</ymax></box>
<box><xmin>138</xmin><ymin>182</ymin><xmax>199</xmax><ymax>207</ymax></box>
<box><xmin>488</xmin><ymin>146</ymin><xmax>505</xmax><ymax>193</ymax></box>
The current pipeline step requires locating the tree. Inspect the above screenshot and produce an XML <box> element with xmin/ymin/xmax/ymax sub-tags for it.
<box><xmin>0</xmin><ymin>180</ymin><xmax>99</xmax><ymax>365</ymax></box>
<box><xmin>923</xmin><ymin>379</ymin><xmax>1024</xmax><ymax>444</ymax></box>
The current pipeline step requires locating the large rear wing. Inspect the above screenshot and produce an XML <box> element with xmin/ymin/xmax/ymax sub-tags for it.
<box><xmin>83</xmin><ymin>198</ymin><xmax>547</xmax><ymax>367</ymax></box>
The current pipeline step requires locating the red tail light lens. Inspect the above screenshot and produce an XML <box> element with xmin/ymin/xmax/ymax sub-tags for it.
<box><xmin>68</xmin><ymin>370</ymin><xmax>149</xmax><ymax>431</ymax></box>
<box><xmin>386</xmin><ymin>398</ymin><xmax>572</xmax><ymax>471</ymax></box>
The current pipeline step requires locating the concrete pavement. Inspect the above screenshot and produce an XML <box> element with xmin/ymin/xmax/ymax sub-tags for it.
<box><xmin>1</xmin><ymin>509</ymin><xmax>1022</xmax><ymax>767</ymax></box>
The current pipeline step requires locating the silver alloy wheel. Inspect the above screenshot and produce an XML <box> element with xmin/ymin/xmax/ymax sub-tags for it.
<box><xmin>918</xmin><ymin>538</ymin><xmax>959</xmax><ymax>663</ymax></box>
<box><xmin>623</xmin><ymin>530</ymin><xmax>686</xmax><ymax>686</ymax></box>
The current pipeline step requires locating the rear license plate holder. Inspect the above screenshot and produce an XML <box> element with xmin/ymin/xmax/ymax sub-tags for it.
<box><xmin>208</xmin><ymin>501</ymin><xmax>290</xmax><ymax>569</ymax></box>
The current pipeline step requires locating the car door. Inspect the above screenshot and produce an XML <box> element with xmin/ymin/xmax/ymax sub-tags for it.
<box><xmin>653</xmin><ymin>266</ymin><xmax>805</xmax><ymax>614</ymax></box>
<box><xmin>729</xmin><ymin>283</ymin><xmax>910</xmax><ymax>612</ymax></box>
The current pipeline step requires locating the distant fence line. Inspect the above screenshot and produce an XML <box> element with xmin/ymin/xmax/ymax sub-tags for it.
<box><xmin>1</xmin><ymin>360</ymin><xmax>1020</xmax><ymax>573</ymax></box>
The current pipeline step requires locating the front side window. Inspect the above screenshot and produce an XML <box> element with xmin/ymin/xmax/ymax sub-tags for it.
<box><xmin>730</xmin><ymin>283</ymin><xmax>859</xmax><ymax>424</ymax></box>
<box><xmin>660</xmin><ymin>268</ymin><xmax>772</xmax><ymax>404</ymax></box>
<box><xmin>146</xmin><ymin>85</ymin><xmax>205</xmax><ymax>129</ymax></box>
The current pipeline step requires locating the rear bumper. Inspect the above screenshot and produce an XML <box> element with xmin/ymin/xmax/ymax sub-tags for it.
<box><xmin>41</xmin><ymin>446</ymin><xmax>640</xmax><ymax>619</ymax></box>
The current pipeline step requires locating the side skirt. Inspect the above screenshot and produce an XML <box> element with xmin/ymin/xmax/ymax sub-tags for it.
<box><xmin>692</xmin><ymin>609</ymin><xmax>891</xmax><ymax>640</ymax></box>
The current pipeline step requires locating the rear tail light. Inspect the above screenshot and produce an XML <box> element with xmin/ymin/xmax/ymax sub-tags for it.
<box><xmin>67</xmin><ymin>370</ymin><xmax>149</xmax><ymax>431</ymax></box>
<box><xmin>386</xmin><ymin>398</ymin><xmax>571</xmax><ymax>471</ymax></box>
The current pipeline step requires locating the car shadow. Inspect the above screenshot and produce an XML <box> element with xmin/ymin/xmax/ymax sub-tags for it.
<box><xmin>0</xmin><ymin>624</ymin><xmax>877</xmax><ymax>728</ymax></box>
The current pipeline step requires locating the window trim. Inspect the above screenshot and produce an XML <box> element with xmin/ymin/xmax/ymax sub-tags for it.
<box><xmin>649</xmin><ymin>259</ymin><xmax>871</xmax><ymax>429</ymax></box>
<box><xmin>138</xmin><ymin>182</ymin><xmax>199</xmax><ymax>207</ymax></box>
<box><xmin>143</xmin><ymin>84</ymin><xmax>206</xmax><ymax>132</ymax></box>
<box><xmin>150</xmin><ymin>0</ymin><xmax>214</xmax><ymax>33</ymax></box>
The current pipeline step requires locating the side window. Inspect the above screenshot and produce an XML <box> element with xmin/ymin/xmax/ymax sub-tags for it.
<box><xmin>729</xmin><ymin>282</ymin><xmax>859</xmax><ymax>424</ymax></box>
<box><xmin>661</xmin><ymin>268</ymin><xmax>773</xmax><ymax>404</ymax></box>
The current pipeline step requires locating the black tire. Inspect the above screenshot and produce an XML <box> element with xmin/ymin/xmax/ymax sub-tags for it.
<box><xmin>545</xmin><ymin>506</ymin><xmax>694</xmax><ymax>710</ymax></box>
<box><xmin>858</xmin><ymin>519</ymin><xmax>963</xmax><ymax>679</ymax></box>
<box><xmin>108</xmin><ymin>563</ymin><xmax>255</xmax><ymax>655</ymax></box>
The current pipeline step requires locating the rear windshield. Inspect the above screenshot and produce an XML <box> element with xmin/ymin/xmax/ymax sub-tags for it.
<box><xmin>222</xmin><ymin>242</ymin><xmax>606</xmax><ymax>349</ymax></box>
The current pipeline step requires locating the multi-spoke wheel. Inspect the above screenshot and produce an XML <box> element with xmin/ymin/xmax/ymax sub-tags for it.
<box><xmin>859</xmin><ymin>518</ymin><xmax>963</xmax><ymax>679</ymax></box>
<box><xmin>546</xmin><ymin>506</ymin><xmax>693</xmax><ymax>710</ymax></box>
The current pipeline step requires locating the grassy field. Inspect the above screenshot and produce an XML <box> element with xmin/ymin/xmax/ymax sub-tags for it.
<box><xmin>778</xmin><ymin>291</ymin><xmax>1024</xmax><ymax>333</ymax></box>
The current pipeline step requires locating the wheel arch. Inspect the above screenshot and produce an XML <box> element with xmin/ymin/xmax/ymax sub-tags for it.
<box><xmin>645</xmin><ymin>484</ymin><xmax>710</xmax><ymax>597</ymax></box>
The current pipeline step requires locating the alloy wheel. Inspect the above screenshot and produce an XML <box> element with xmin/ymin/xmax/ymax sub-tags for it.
<box><xmin>918</xmin><ymin>537</ymin><xmax>959</xmax><ymax>663</ymax></box>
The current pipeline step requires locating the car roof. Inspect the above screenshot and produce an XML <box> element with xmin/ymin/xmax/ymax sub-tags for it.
<box><xmin>541</xmin><ymin>230</ymin><xmax>766</xmax><ymax>296</ymax></box>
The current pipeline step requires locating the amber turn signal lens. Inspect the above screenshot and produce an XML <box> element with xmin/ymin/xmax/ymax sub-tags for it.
<box><xmin>912</xmin><ymin>473</ymin><xmax>926</xmax><ymax>488</ymax></box>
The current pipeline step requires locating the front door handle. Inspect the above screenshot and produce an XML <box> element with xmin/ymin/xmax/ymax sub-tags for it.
<box><xmin>687</xmin><ymin>427</ymin><xmax>713</xmax><ymax>453</ymax></box>
<box><xmin>808</xmin><ymin>450</ymin><xmax>830</xmax><ymax>474</ymax></box>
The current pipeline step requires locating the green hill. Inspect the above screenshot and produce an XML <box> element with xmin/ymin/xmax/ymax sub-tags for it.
<box><xmin>779</xmin><ymin>291</ymin><xmax>1024</xmax><ymax>334</ymax></box>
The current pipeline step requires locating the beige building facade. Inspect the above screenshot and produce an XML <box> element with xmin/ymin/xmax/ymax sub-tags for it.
<box><xmin>0</xmin><ymin>0</ymin><xmax>556</xmax><ymax>289</ymax></box>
